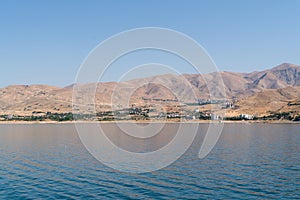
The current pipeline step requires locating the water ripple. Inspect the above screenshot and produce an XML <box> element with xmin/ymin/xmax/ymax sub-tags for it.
<box><xmin>0</xmin><ymin>123</ymin><xmax>299</xmax><ymax>199</ymax></box>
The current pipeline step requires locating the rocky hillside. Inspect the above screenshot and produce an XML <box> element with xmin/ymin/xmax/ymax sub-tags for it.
<box><xmin>226</xmin><ymin>86</ymin><xmax>300</xmax><ymax>117</ymax></box>
<box><xmin>0</xmin><ymin>63</ymin><xmax>299</xmax><ymax>116</ymax></box>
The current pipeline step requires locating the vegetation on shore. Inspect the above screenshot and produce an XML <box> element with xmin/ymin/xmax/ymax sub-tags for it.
<box><xmin>1</xmin><ymin>110</ymin><xmax>299</xmax><ymax>122</ymax></box>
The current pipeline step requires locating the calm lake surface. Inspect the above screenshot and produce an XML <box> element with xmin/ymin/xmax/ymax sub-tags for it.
<box><xmin>0</xmin><ymin>123</ymin><xmax>299</xmax><ymax>199</ymax></box>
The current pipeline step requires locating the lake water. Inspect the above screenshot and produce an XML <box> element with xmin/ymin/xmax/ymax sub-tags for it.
<box><xmin>0</xmin><ymin>123</ymin><xmax>299</xmax><ymax>199</ymax></box>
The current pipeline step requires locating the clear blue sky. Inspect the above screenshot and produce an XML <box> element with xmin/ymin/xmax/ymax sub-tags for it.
<box><xmin>0</xmin><ymin>0</ymin><xmax>299</xmax><ymax>87</ymax></box>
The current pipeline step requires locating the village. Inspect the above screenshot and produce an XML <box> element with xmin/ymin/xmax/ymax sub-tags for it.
<box><xmin>1</xmin><ymin>99</ymin><xmax>299</xmax><ymax>122</ymax></box>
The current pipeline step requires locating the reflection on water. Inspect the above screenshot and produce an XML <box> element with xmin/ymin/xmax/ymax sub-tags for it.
<box><xmin>0</xmin><ymin>123</ymin><xmax>299</xmax><ymax>199</ymax></box>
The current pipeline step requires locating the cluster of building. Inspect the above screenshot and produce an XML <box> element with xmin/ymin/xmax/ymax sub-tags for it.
<box><xmin>240</xmin><ymin>114</ymin><xmax>254</xmax><ymax>120</ymax></box>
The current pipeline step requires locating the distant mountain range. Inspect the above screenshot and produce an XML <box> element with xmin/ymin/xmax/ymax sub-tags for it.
<box><xmin>0</xmin><ymin>63</ymin><xmax>299</xmax><ymax>117</ymax></box>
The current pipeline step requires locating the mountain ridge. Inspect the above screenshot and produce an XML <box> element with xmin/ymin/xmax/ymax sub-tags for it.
<box><xmin>0</xmin><ymin>63</ymin><xmax>299</xmax><ymax>117</ymax></box>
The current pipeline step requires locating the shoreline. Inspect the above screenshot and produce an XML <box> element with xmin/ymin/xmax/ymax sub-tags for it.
<box><xmin>0</xmin><ymin>120</ymin><xmax>299</xmax><ymax>125</ymax></box>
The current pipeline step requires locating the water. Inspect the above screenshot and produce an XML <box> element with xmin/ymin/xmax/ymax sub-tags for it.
<box><xmin>0</xmin><ymin>123</ymin><xmax>299</xmax><ymax>199</ymax></box>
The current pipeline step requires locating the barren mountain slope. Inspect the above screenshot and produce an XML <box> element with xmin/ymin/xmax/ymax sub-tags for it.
<box><xmin>226</xmin><ymin>86</ymin><xmax>300</xmax><ymax>117</ymax></box>
<box><xmin>0</xmin><ymin>63</ymin><xmax>299</xmax><ymax>116</ymax></box>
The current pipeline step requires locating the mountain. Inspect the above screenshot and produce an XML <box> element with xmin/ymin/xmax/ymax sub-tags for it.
<box><xmin>0</xmin><ymin>85</ymin><xmax>71</xmax><ymax>116</ymax></box>
<box><xmin>0</xmin><ymin>63</ymin><xmax>299</xmax><ymax>117</ymax></box>
<box><xmin>226</xmin><ymin>86</ymin><xmax>300</xmax><ymax>117</ymax></box>
<box><xmin>245</xmin><ymin>63</ymin><xmax>300</xmax><ymax>91</ymax></box>
<box><xmin>184</xmin><ymin>63</ymin><xmax>300</xmax><ymax>98</ymax></box>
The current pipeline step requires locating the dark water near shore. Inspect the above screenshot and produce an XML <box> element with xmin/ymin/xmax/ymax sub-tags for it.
<box><xmin>0</xmin><ymin>123</ymin><xmax>299</xmax><ymax>199</ymax></box>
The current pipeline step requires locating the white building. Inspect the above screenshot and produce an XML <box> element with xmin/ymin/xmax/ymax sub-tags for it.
<box><xmin>240</xmin><ymin>114</ymin><xmax>254</xmax><ymax>120</ymax></box>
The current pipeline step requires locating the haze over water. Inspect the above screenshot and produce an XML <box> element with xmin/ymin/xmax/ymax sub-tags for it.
<box><xmin>0</xmin><ymin>123</ymin><xmax>299</xmax><ymax>199</ymax></box>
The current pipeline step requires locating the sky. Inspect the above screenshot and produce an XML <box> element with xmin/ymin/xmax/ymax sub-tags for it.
<box><xmin>0</xmin><ymin>0</ymin><xmax>299</xmax><ymax>87</ymax></box>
